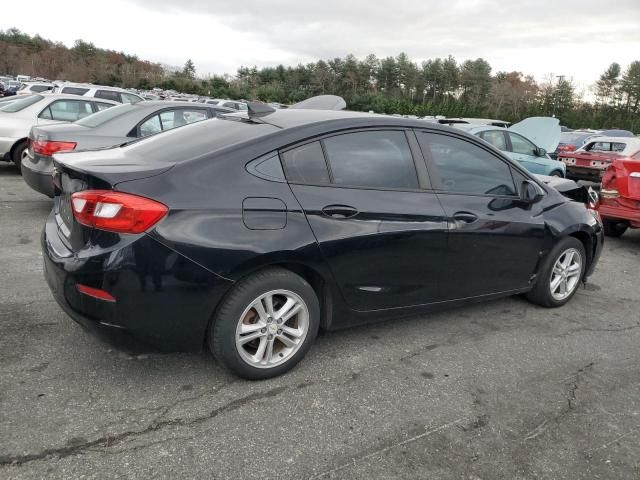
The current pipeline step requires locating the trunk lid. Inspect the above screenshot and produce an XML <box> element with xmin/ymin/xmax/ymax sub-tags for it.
<box><xmin>604</xmin><ymin>158</ymin><xmax>640</xmax><ymax>201</ymax></box>
<box><xmin>51</xmin><ymin>148</ymin><xmax>173</xmax><ymax>251</ymax></box>
<box><xmin>509</xmin><ymin>117</ymin><xmax>561</xmax><ymax>153</ymax></box>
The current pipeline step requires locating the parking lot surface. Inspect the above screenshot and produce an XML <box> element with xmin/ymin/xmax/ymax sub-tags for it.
<box><xmin>1</xmin><ymin>162</ymin><xmax>639</xmax><ymax>479</ymax></box>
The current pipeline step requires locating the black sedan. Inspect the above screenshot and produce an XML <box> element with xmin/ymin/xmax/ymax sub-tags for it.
<box><xmin>22</xmin><ymin>101</ymin><xmax>234</xmax><ymax>197</ymax></box>
<box><xmin>43</xmin><ymin>105</ymin><xmax>604</xmax><ymax>379</ymax></box>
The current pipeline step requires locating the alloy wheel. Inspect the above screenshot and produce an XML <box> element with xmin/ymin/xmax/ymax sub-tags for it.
<box><xmin>235</xmin><ymin>289</ymin><xmax>309</xmax><ymax>369</ymax></box>
<box><xmin>549</xmin><ymin>248</ymin><xmax>582</xmax><ymax>301</ymax></box>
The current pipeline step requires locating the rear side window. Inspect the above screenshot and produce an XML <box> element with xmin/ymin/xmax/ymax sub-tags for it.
<box><xmin>40</xmin><ymin>100</ymin><xmax>94</xmax><ymax>121</ymax></box>
<box><xmin>323</xmin><ymin>130</ymin><xmax>418</xmax><ymax>189</ymax></box>
<box><xmin>61</xmin><ymin>86</ymin><xmax>90</xmax><ymax>96</ymax></box>
<box><xmin>282</xmin><ymin>141</ymin><xmax>330</xmax><ymax>184</ymax></box>
<box><xmin>94</xmin><ymin>102</ymin><xmax>113</xmax><ymax>111</ymax></box>
<box><xmin>418</xmin><ymin>132</ymin><xmax>516</xmax><ymax>196</ymax></box>
<box><xmin>95</xmin><ymin>90</ymin><xmax>122</xmax><ymax>102</ymax></box>
<box><xmin>121</xmin><ymin>92</ymin><xmax>142</xmax><ymax>104</ymax></box>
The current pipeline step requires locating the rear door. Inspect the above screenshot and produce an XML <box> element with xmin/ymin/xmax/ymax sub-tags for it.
<box><xmin>283</xmin><ymin>129</ymin><xmax>449</xmax><ymax>311</ymax></box>
<box><xmin>416</xmin><ymin>130</ymin><xmax>547</xmax><ymax>300</ymax></box>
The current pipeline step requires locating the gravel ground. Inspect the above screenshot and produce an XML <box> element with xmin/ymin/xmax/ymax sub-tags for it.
<box><xmin>1</xmin><ymin>162</ymin><xmax>639</xmax><ymax>479</ymax></box>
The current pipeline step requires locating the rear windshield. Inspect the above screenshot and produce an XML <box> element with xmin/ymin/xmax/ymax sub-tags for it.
<box><xmin>560</xmin><ymin>132</ymin><xmax>591</xmax><ymax>145</ymax></box>
<box><xmin>122</xmin><ymin>117</ymin><xmax>279</xmax><ymax>164</ymax></box>
<box><xmin>75</xmin><ymin>103</ymin><xmax>134</xmax><ymax>127</ymax></box>
<box><xmin>0</xmin><ymin>94</ymin><xmax>43</xmax><ymax>112</ymax></box>
<box><xmin>585</xmin><ymin>141</ymin><xmax>626</xmax><ymax>153</ymax></box>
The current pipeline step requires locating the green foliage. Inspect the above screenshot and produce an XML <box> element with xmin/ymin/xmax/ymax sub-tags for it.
<box><xmin>0</xmin><ymin>28</ymin><xmax>638</xmax><ymax>132</ymax></box>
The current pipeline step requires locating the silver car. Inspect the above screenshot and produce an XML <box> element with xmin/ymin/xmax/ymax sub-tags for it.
<box><xmin>0</xmin><ymin>94</ymin><xmax>118</xmax><ymax>168</ymax></box>
<box><xmin>22</xmin><ymin>101</ymin><xmax>234</xmax><ymax>197</ymax></box>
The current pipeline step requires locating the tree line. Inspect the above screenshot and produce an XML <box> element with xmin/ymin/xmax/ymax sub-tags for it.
<box><xmin>1</xmin><ymin>28</ymin><xmax>638</xmax><ymax>132</ymax></box>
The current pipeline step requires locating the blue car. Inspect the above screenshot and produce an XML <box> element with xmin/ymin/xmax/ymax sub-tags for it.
<box><xmin>460</xmin><ymin>117</ymin><xmax>566</xmax><ymax>177</ymax></box>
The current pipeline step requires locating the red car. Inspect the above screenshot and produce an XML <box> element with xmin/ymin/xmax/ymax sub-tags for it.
<box><xmin>560</xmin><ymin>136</ymin><xmax>640</xmax><ymax>182</ymax></box>
<box><xmin>598</xmin><ymin>155</ymin><xmax>640</xmax><ymax>237</ymax></box>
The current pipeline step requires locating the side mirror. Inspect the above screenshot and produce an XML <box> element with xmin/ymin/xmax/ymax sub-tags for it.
<box><xmin>534</xmin><ymin>147</ymin><xmax>547</xmax><ymax>157</ymax></box>
<box><xmin>520</xmin><ymin>180</ymin><xmax>545</xmax><ymax>204</ymax></box>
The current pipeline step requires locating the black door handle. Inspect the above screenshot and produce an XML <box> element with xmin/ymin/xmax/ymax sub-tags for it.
<box><xmin>322</xmin><ymin>204</ymin><xmax>359</xmax><ymax>219</ymax></box>
<box><xmin>452</xmin><ymin>211</ymin><xmax>478</xmax><ymax>224</ymax></box>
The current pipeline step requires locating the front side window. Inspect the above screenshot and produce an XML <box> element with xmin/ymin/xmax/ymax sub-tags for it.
<box><xmin>95</xmin><ymin>90</ymin><xmax>122</xmax><ymax>102</ymax></box>
<box><xmin>40</xmin><ymin>100</ymin><xmax>94</xmax><ymax>121</ymax></box>
<box><xmin>508</xmin><ymin>132</ymin><xmax>537</xmax><ymax>156</ymax></box>
<box><xmin>418</xmin><ymin>132</ymin><xmax>516</xmax><ymax>196</ymax></box>
<box><xmin>281</xmin><ymin>141</ymin><xmax>330</xmax><ymax>184</ymax></box>
<box><xmin>586</xmin><ymin>141</ymin><xmax>626</xmax><ymax>153</ymax></box>
<box><xmin>323</xmin><ymin>130</ymin><xmax>418</xmax><ymax>189</ymax></box>
<box><xmin>479</xmin><ymin>130</ymin><xmax>507</xmax><ymax>151</ymax></box>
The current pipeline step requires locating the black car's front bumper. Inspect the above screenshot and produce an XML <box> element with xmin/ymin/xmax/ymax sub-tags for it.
<box><xmin>42</xmin><ymin>212</ymin><xmax>233</xmax><ymax>352</ymax></box>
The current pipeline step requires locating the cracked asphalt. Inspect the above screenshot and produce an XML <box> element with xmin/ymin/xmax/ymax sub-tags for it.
<box><xmin>1</xmin><ymin>161</ymin><xmax>639</xmax><ymax>479</ymax></box>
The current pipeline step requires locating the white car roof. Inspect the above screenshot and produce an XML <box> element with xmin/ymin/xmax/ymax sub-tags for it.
<box><xmin>581</xmin><ymin>136</ymin><xmax>640</xmax><ymax>155</ymax></box>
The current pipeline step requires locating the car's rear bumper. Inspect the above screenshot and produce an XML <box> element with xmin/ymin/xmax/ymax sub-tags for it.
<box><xmin>598</xmin><ymin>197</ymin><xmax>640</xmax><ymax>228</ymax></box>
<box><xmin>42</xmin><ymin>211</ymin><xmax>234</xmax><ymax>351</ymax></box>
<box><xmin>22</xmin><ymin>153</ymin><xmax>54</xmax><ymax>197</ymax></box>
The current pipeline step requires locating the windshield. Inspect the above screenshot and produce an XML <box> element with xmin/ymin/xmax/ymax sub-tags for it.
<box><xmin>0</xmin><ymin>94</ymin><xmax>43</xmax><ymax>112</ymax></box>
<box><xmin>75</xmin><ymin>103</ymin><xmax>134</xmax><ymax>128</ymax></box>
<box><xmin>559</xmin><ymin>132</ymin><xmax>592</xmax><ymax>145</ymax></box>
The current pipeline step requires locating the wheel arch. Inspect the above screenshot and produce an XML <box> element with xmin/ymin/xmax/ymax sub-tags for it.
<box><xmin>567</xmin><ymin>230</ymin><xmax>594</xmax><ymax>277</ymax></box>
<box><xmin>9</xmin><ymin>137</ymin><xmax>28</xmax><ymax>162</ymax></box>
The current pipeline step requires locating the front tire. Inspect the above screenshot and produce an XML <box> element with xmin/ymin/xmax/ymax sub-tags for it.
<box><xmin>549</xmin><ymin>170</ymin><xmax>564</xmax><ymax>178</ymax></box>
<box><xmin>209</xmin><ymin>268</ymin><xmax>320</xmax><ymax>380</ymax></box>
<box><xmin>603</xmin><ymin>219</ymin><xmax>628</xmax><ymax>238</ymax></box>
<box><xmin>526</xmin><ymin>237</ymin><xmax>586</xmax><ymax>308</ymax></box>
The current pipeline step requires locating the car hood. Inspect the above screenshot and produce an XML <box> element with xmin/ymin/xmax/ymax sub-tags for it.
<box><xmin>509</xmin><ymin>117</ymin><xmax>561</xmax><ymax>153</ymax></box>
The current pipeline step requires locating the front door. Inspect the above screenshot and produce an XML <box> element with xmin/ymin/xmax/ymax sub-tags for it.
<box><xmin>416</xmin><ymin>130</ymin><xmax>547</xmax><ymax>300</ymax></box>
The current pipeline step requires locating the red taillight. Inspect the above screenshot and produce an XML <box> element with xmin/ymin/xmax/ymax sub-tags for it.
<box><xmin>76</xmin><ymin>284</ymin><xmax>116</xmax><ymax>302</ymax></box>
<box><xmin>558</xmin><ymin>145</ymin><xmax>576</xmax><ymax>152</ymax></box>
<box><xmin>32</xmin><ymin>139</ymin><xmax>77</xmax><ymax>157</ymax></box>
<box><xmin>70</xmin><ymin>190</ymin><xmax>168</xmax><ymax>234</ymax></box>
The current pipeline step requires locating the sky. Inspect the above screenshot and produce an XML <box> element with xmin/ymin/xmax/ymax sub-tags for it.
<box><xmin>2</xmin><ymin>0</ymin><xmax>640</xmax><ymax>92</ymax></box>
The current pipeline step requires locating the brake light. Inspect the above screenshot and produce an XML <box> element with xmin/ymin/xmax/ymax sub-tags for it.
<box><xmin>70</xmin><ymin>190</ymin><xmax>168</xmax><ymax>234</ymax></box>
<box><xmin>76</xmin><ymin>284</ymin><xmax>116</xmax><ymax>302</ymax></box>
<box><xmin>557</xmin><ymin>145</ymin><xmax>576</xmax><ymax>152</ymax></box>
<box><xmin>31</xmin><ymin>139</ymin><xmax>77</xmax><ymax>157</ymax></box>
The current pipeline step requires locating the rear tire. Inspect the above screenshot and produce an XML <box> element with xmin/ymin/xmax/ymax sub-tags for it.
<box><xmin>603</xmin><ymin>219</ymin><xmax>628</xmax><ymax>238</ymax></box>
<box><xmin>549</xmin><ymin>170</ymin><xmax>564</xmax><ymax>178</ymax></box>
<box><xmin>12</xmin><ymin>140</ymin><xmax>28</xmax><ymax>172</ymax></box>
<box><xmin>209</xmin><ymin>268</ymin><xmax>320</xmax><ymax>380</ymax></box>
<box><xmin>526</xmin><ymin>237</ymin><xmax>586</xmax><ymax>308</ymax></box>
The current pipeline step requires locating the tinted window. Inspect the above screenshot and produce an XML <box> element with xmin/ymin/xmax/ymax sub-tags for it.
<box><xmin>0</xmin><ymin>94</ymin><xmax>43</xmax><ymax>112</ymax></box>
<box><xmin>282</xmin><ymin>141</ymin><xmax>330</xmax><ymax>184</ymax></box>
<box><xmin>248</xmin><ymin>154</ymin><xmax>286</xmax><ymax>181</ymax></box>
<box><xmin>586</xmin><ymin>141</ymin><xmax>626</xmax><ymax>153</ymax></box>
<box><xmin>40</xmin><ymin>100</ymin><xmax>94</xmax><ymax>121</ymax></box>
<box><xmin>479</xmin><ymin>130</ymin><xmax>507</xmax><ymax>150</ymax></box>
<box><xmin>323</xmin><ymin>130</ymin><xmax>418</xmax><ymax>189</ymax></box>
<box><xmin>61</xmin><ymin>86</ymin><xmax>90</xmax><ymax>96</ymax></box>
<box><xmin>95</xmin><ymin>90</ymin><xmax>122</xmax><ymax>102</ymax></box>
<box><xmin>31</xmin><ymin>85</ymin><xmax>53</xmax><ymax>93</ymax></box>
<box><xmin>418</xmin><ymin>132</ymin><xmax>516</xmax><ymax>196</ymax></box>
<box><xmin>508</xmin><ymin>132</ymin><xmax>537</xmax><ymax>156</ymax></box>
